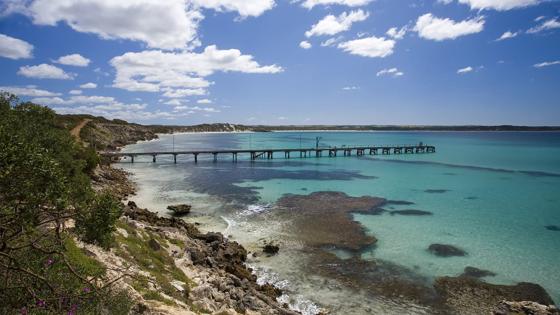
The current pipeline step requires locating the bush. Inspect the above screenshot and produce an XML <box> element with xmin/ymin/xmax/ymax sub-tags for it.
<box><xmin>76</xmin><ymin>192</ymin><xmax>123</xmax><ymax>249</ymax></box>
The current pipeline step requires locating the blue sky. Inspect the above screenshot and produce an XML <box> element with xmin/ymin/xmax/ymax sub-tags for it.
<box><xmin>0</xmin><ymin>0</ymin><xmax>559</xmax><ymax>125</ymax></box>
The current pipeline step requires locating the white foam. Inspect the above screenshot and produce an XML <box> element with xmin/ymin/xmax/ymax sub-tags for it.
<box><xmin>239</xmin><ymin>203</ymin><xmax>272</xmax><ymax>216</ymax></box>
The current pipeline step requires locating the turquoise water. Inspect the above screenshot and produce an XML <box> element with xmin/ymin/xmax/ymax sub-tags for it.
<box><xmin>120</xmin><ymin>131</ymin><xmax>560</xmax><ymax>312</ymax></box>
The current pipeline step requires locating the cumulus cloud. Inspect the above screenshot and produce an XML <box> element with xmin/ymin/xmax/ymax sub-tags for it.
<box><xmin>457</xmin><ymin>66</ymin><xmax>474</xmax><ymax>74</ymax></box>
<box><xmin>162</xmin><ymin>88</ymin><xmax>207</xmax><ymax>98</ymax></box>
<box><xmin>69</xmin><ymin>89</ymin><xmax>82</xmax><ymax>95</ymax></box>
<box><xmin>376</xmin><ymin>68</ymin><xmax>404</xmax><ymax>77</ymax></box>
<box><xmin>191</xmin><ymin>0</ymin><xmax>275</xmax><ymax>17</ymax></box>
<box><xmin>299</xmin><ymin>40</ymin><xmax>312</xmax><ymax>49</ymax></box>
<box><xmin>80</xmin><ymin>83</ymin><xmax>97</xmax><ymax>89</ymax></box>
<box><xmin>197</xmin><ymin>99</ymin><xmax>212</xmax><ymax>104</ymax></box>
<box><xmin>299</xmin><ymin>0</ymin><xmax>374</xmax><ymax>9</ymax></box>
<box><xmin>496</xmin><ymin>31</ymin><xmax>518</xmax><ymax>41</ymax></box>
<box><xmin>0</xmin><ymin>85</ymin><xmax>60</xmax><ymax>97</ymax></box>
<box><xmin>55</xmin><ymin>54</ymin><xmax>91</xmax><ymax>67</ymax></box>
<box><xmin>305</xmin><ymin>10</ymin><xmax>369</xmax><ymax>37</ymax></box>
<box><xmin>414</xmin><ymin>13</ymin><xmax>484</xmax><ymax>41</ymax></box>
<box><xmin>337</xmin><ymin>36</ymin><xmax>395</xmax><ymax>58</ymax></box>
<box><xmin>527</xmin><ymin>18</ymin><xmax>560</xmax><ymax>34</ymax></box>
<box><xmin>457</xmin><ymin>0</ymin><xmax>541</xmax><ymax>11</ymax></box>
<box><xmin>321</xmin><ymin>36</ymin><xmax>344</xmax><ymax>46</ymax></box>
<box><xmin>19</xmin><ymin>0</ymin><xmax>203</xmax><ymax>50</ymax></box>
<box><xmin>386</xmin><ymin>26</ymin><xmax>408</xmax><ymax>40</ymax></box>
<box><xmin>110</xmin><ymin>45</ymin><xmax>283</xmax><ymax>96</ymax></box>
<box><xmin>534</xmin><ymin>60</ymin><xmax>560</xmax><ymax>68</ymax></box>
<box><xmin>18</xmin><ymin>64</ymin><xmax>73</xmax><ymax>80</ymax></box>
<box><xmin>0</xmin><ymin>34</ymin><xmax>33</xmax><ymax>60</ymax></box>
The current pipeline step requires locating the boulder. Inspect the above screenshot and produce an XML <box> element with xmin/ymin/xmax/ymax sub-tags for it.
<box><xmin>263</xmin><ymin>244</ymin><xmax>279</xmax><ymax>256</ymax></box>
<box><xmin>167</xmin><ymin>204</ymin><xmax>192</xmax><ymax>216</ymax></box>
<box><xmin>428</xmin><ymin>244</ymin><xmax>467</xmax><ymax>257</ymax></box>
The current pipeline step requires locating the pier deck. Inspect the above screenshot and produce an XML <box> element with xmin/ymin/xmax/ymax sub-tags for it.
<box><xmin>101</xmin><ymin>144</ymin><xmax>436</xmax><ymax>163</ymax></box>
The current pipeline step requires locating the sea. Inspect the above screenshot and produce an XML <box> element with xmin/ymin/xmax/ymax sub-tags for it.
<box><xmin>117</xmin><ymin>131</ymin><xmax>560</xmax><ymax>314</ymax></box>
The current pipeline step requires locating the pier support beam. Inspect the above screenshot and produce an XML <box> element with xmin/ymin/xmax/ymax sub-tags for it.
<box><xmin>152</xmin><ymin>155</ymin><xmax>156</xmax><ymax>163</ymax></box>
<box><xmin>173</xmin><ymin>154</ymin><xmax>177</xmax><ymax>163</ymax></box>
<box><xmin>130</xmin><ymin>155</ymin><xmax>134</xmax><ymax>163</ymax></box>
<box><xmin>194</xmin><ymin>153</ymin><xmax>198</xmax><ymax>163</ymax></box>
<box><xmin>213</xmin><ymin>153</ymin><xmax>218</xmax><ymax>162</ymax></box>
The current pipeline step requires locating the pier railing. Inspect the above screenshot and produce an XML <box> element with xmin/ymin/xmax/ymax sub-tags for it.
<box><xmin>100</xmin><ymin>144</ymin><xmax>436</xmax><ymax>163</ymax></box>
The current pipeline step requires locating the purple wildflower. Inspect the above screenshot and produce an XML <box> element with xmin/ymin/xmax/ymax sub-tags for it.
<box><xmin>36</xmin><ymin>300</ymin><xmax>46</xmax><ymax>307</ymax></box>
<box><xmin>83</xmin><ymin>287</ymin><xmax>91</xmax><ymax>293</ymax></box>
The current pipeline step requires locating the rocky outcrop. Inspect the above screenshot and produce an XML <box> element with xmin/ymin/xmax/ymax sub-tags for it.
<box><xmin>428</xmin><ymin>244</ymin><xmax>467</xmax><ymax>257</ymax></box>
<box><xmin>91</xmin><ymin>165</ymin><xmax>135</xmax><ymax>198</ymax></box>
<box><xmin>263</xmin><ymin>243</ymin><xmax>280</xmax><ymax>256</ymax></box>
<box><xmin>493</xmin><ymin>300</ymin><xmax>559</xmax><ymax>315</ymax></box>
<box><xmin>435</xmin><ymin>276</ymin><xmax>555</xmax><ymax>315</ymax></box>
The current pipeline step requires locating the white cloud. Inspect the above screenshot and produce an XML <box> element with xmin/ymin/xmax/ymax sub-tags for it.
<box><xmin>376</xmin><ymin>68</ymin><xmax>404</xmax><ymax>77</ymax></box>
<box><xmin>164</xmin><ymin>99</ymin><xmax>185</xmax><ymax>106</ymax></box>
<box><xmin>457</xmin><ymin>66</ymin><xmax>474</xmax><ymax>74</ymax></box>
<box><xmin>110</xmin><ymin>45</ymin><xmax>283</xmax><ymax>95</ymax></box>
<box><xmin>338</xmin><ymin>36</ymin><xmax>395</xmax><ymax>58</ymax></box>
<box><xmin>414</xmin><ymin>13</ymin><xmax>484</xmax><ymax>41</ymax></box>
<box><xmin>299</xmin><ymin>40</ymin><xmax>312</xmax><ymax>49</ymax></box>
<box><xmin>0</xmin><ymin>85</ymin><xmax>60</xmax><ymax>97</ymax></box>
<box><xmin>18</xmin><ymin>64</ymin><xmax>73</xmax><ymax>80</ymax></box>
<box><xmin>457</xmin><ymin>0</ymin><xmax>541</xmax><ymax>11</ymax></box>
<box><xmin>299</xmin><ymin>0</ymin><xmax>374</xmax><ymax>9</ymax></box>
<box><xmin>534</xmin><ymin>60</ymin><xmax>560</xmax><ymax>68</ymax></box>
<box><xmin>0</xmin><ymin>34</ymin><xmax>33</xmax><ymax>59</ymax></box>
<box><xmin>55</xmin><ymin>54</ymin><xmax>91</xmax><ymax>67</ymax></box>
<box><xmin>321</xmin><ymin>36</ymin><xmax>344</xmax><ymax>46</ymax></box>
<box><xmin>342</xmin><ymin>86</ymin><xmax>359</xmax><ymax>90</ymax></box>
<box><xmin>69</xmin><ymin>89</ymin><xmax>82</xmax><ymax>95</ymax></box>
<box><xmin>21</xmin><ymin>0</ymin><xmax>203</xmax><ymax>50</ymax></box>
<box><xmin>305</xmin><ymin>10</ymin><xmax>369</xmax><ymax>37</ymax></box>
<box><xmin>197</xmin><ymin>98</ymin><xmax>212</xmax><ymax>104</ymax></box>
<box><xmin>527</xmin><ymin>18</ymin><xmax>560</xmax><ymax>34</ymax></box>
<box><xmin>386</xmin><ymin>26</ymin><xmax>408</xmax><ymax>40</ymax></box>
<box><xmin>191</xmin><ymin>0</ymin><xmax>275</xmax><ymax>17</ymax></box>
<box><xmin>32</xmin><ymin>95</ymin><xmax>116</xmax><ymax>105</ymax></box>
<box><xmin>80</xmin><ymin>82</ymin><xmax>97</xmax><ymax>89</ymax></box>
<box><xmin>163</xmin><ymin>88</ymin><xmax>207</xmax><ymax>98</ymax></box>
<box><xmin>496</xmin><ymin>31</ymin><xmax>518</xmax><ymax>41</ymax></box>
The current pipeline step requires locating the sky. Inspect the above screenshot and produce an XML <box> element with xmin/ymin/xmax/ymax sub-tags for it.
<box><xmin>0</xmin><ymin>0</ymin><xmax>559</xmax><ymax>126</ymax></box>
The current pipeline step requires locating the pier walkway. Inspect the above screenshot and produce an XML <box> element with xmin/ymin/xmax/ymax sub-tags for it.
<box><xmin>101</xmin><ymin>144</ymin><xmax>436</xmax><ymax>163</ymax></box>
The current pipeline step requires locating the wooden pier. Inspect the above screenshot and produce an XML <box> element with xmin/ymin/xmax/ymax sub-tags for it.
<box><xmin>101</xmin><ymin>144</ymin><xmax>436</xmax><ymax>163</ymax></box>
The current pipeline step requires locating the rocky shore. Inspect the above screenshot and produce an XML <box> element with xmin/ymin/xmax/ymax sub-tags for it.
<box><xmin>89</xmin><ymin>166</ymin><xmax>297</xmax><ymax>315</ymax></box>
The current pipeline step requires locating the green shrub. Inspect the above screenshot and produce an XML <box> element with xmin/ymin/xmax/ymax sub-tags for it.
<box><xmin>76</xmin><ymin>192</ymin><xmax>123</xmax><ymax>249</ymax></box>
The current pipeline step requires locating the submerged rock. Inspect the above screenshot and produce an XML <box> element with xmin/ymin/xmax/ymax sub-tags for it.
<box><xmin>435</xmin><ymin>276</ymin><xmax>555</xmax><ymax>315</ymax></box>
<box><xmin>428</xmin><ymin>244</ymin><xmax>467</xmax><ymax>257</ymax></box>
<box><xmin>390</xmin><ymin>209</ymin><xmax>433</xmax><ymax>216</ymax></box>
<box><xmin>424</xmin><ymin>189</ymin><xmax>449</xmax><ymax>194</ymax></box>
<box><xmin>167</xmin><ymin>204</ymin><xmax>192</xmax><ymax>216</ymax></box>
<box><xmin>461</xmin><ymin>266</ymin><xmax>496</xmax><ymax>278</ymax></box>
<box><xmin>545</xmin><ymin>225</ymin><xmax>560</xmax><ymax>231</ymax></box>
<box><xmin>386</xmin><ymin>200</ymin><xmax>415</xmax><ymax>206</ymax></box>
<box><xmin>493</xmin><ymin>300</ymin><xmax>559</xmax><ymax>315</ymax></box>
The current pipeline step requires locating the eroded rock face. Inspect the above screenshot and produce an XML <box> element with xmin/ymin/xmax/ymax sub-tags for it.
<box><xmin>428</xmin><ymin>244</ymin><xmax>467</xmax><ymax>257</ymax></box>
<box><xmin>493</xmin><ymin>300</ymin><xmax>559</xmax><ymax>315</ymax></box>
<box><xmin>275</xmin><ymin>191</ymin><xmax>386</xmax><ymax>251</ymax></box>
<box><xmin>435</xmin><ymin>276</ymin><xmax>555</xmax><ymax>315</ymax></box>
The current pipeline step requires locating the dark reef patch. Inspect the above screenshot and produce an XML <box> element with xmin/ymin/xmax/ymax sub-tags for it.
<box><xmin>545</xmin><ymin>225</ymin><xmax>560</xmax><ymax>231</ymax></box>
<box><xmin>461</xmin><ymin>266</ymin><xmax>496</xmax><ymax>278</ymax></box>
<box><xmin>275</xmin><ymin>191</ymin><xmax>385</xmax><ymax>251</ymax></box>
<box><xmin>464</xmin><ymin>196</ymin><xmax>478</xmax><ymax>200</ymax></box>
<box><xmin>369</xmin><ymin>158</ymin><xmax>560</xmax><ymax>178</ymax></box>
<box><xmin>386</xmin><ymin>200</ymin><xmax>415</xmax><ymax>206</ymax></box>
<box><xmin>428</xmin><ymin>244</ymin><xmax>467</xmax><ymax>257</ymax></box>
<box><xmin>169</xmin><ymin>160</ymin><xmax>375</xmax><ymax>205</ymax></box>
<box><xmin>390</xmin><ymin>209</ymin><xmax>433</xmax><ymax>216</ymax></box>
<box><xmin>425</xmin><ymin>189</ymin><xmax>450</xmax><ymax>194</ymax></box>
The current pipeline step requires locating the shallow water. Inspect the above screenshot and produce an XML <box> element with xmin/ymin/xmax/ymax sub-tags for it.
<box><xmin>119</xmin><ymin>131</ymin><xmax>560</xmax><ymax>313</ymax></box>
